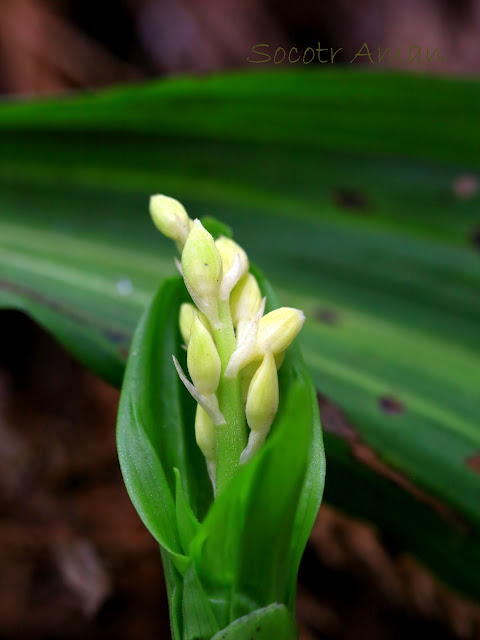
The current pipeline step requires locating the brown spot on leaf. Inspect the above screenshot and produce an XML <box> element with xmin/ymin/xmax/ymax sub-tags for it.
<box><xmin>104</xmin><ymin>328</ymin><xmax>128</xmax><ymax>344</ymax></box>
<box><xmin>313</xmin><ymin>308</ymin><xmax>341</xmax><ymax>326</ymax></box>
<box><xmin>332</xmin><ymin>188</ymin><xmax>369</xmax><ymax>213</ymax></box>
<box><xmin>466</xmin><ymin>453</ymin><xmax>480</xmax><ymax>475</ymax></box>
<box><xmin>453</xmin><ymin>174</ymin><xmax>478</xmax><ymax>200</ymax></box>
<box><xmin>379</xmin><ymin>395</ymin><xmax>405</xmax><ymax>415</ymax></box>
<box><xmin>317</xmin><ymin>394</ymin><xmax>468</xmax><ymax>531</ymax></box>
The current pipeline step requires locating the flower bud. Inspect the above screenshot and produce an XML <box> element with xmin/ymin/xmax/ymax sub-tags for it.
<box><xmin>182</xmin><ymin>220</ymin><xmax>222</xmax><ymax>327</ymax></box>
<box><xmin>241</xmin><ymin>349</ymin><xmax>279</xmax><ymax>464</ymax></box>
<box><xmin>187</xmin><ymin>315</ymin><xmax>221</xmax><ymax>395</ymax></box>
<box><xmin>149</xmin><ymin>195</ymin><xmax>192</xmax><ymax>250</ymax></box>
<box><xmin>230</xmin><ymin>273</ymin><xmax>262</xmax><ymax>332</ymax></box>
<box><xmin>215</xmin><ymin>236</ymin><xmax>249</xmax><ymax>300</ymax></box>
<box><xmin>179</xmin><ymin>303</ymin><xmax>196</xmax><ymax>345</ymax></box>
<box><xmin>241</xmin><ymin>352</ymin><xmax>285</xmax><ymax>402</ymax></box>
<box><xmin>241</xmin><ymin>361</ymin><xmax>258</xmax><ymax>403</ymax></box>
<box><xmin>254</xmin><ymin>307</ymin><xmax>305</xmax><ymax>358</ymax></box>
<box><xmin>179</xmin><ymin>303</ymin><xmax>211</xmax><ymax>345</ymax></box>
<box><xmin>245</xmin><ymin>349</ymin><xmax>279</xmax><ymax>433</ymax></box>
<box><xmin>224</xmin><ymin>298</ymin><xmax>265</xmax><ymax>379</ymax></box>
<box><xmin>215</xmin><ymin>236</ymin><xmax>249</xmax><ymax>278</ymax></box>
<box><xmin>195</xmin><ymin>404</ymin><xmax>216</xmax><ymax>462</ymax></box>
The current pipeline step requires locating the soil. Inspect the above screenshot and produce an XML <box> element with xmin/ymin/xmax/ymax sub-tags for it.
<box><xmin>1</xmin><ymin>310</ymin><xmax>479</xmax><ymax>639</ymax></box>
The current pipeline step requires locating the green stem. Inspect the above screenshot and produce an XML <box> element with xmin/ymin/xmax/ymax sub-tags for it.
<box><xmin>213</xmin><ymin>298</ymin><xmax>247</xmax><ymax>494</ymax></box>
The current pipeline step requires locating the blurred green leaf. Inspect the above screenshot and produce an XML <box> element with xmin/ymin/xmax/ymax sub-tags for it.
<box><xmin>0</xmin><ymin>69</ymin><xmax>479</xmax><ymax>601</ymax></box>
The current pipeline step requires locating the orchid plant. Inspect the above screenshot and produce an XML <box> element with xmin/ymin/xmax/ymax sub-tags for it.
<box><xmin>116</xmin><ymin>195</ymin><xmax>325</xmax><ymax>640</ymax></box>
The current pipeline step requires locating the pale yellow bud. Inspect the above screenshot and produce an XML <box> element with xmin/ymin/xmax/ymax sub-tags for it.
<box><xmin>254</xmin><ymin>308</ymin><xmax>305</xmax><ymax>358</ymax></box>
<box><xmin>187</xmin><ymin>315</ymin><xmax>221</xmax><ymax>395</ymax></box>
<box><xmin>245</xmin><ymin>349</ymin><xmax>279</xmax><ymax>433</ymax></box>
<box><xmin>195</xmin><ymin>404</ymin><xmax>216</xmax><ymax>462</ymax></box>
<box><xmin>241</xmin><ymin>361</ymin><xmax>258</xmax><ymax>403</ymax></box>
<box><xmin>215</xmin><ymin>236</ymin><xmax>249</xmax><ymax>277</ymax></box>
<box><xmin>240</xmin><ymin>349</ymin><xmax>279</xmax><ymax>464</ymax></box>
<box><xmin>181</xmin><ymin>220</ymin><xmax>222</xmax><ymax>326</ymax></box>
<box><xmin>179</xmin><ymin>303</ymin><xmax>211</xmax><ymax>345</ymax></box>
<box><xmin>230</xmin><ymin>273</ymin><xmax>262</xmax><ymax>329</ymax></box>
<box><xmin>215</xmin><ymin>236</ymin><xmax>249</xmax><ymax>300</ymax></box>
<box><xmin>149</xmin><ymin>195</ymin><xmax>192</xmax><ymax>250</ymax></box>
<box><xmin>179</xmin><ymin>303</ymin><xmax>196</xmax><ymax>345</ymax></box>
<box><xmin>241</xmin><ymin>351</ymin><xmax>286</xmax><ymax>402</ymax></box>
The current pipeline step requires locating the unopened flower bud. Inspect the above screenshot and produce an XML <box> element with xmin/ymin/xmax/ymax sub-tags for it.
<box><xmin>149</xmin><ymin>195</ymin><xmax>192</xmax><ymax>250</ymax></box>
<box><xmin>182</xmin><ymin>220</ymin><xmax>222</xmax><ymax>327</ymax></box>
<box><xmin>241</xmin><ymin>349</ymin><xmax>279</xmax><ymax>463</ymax></box>
<box><xmin>179</xmin><ymin>303</ymin><xmax>196</xmax><ymax>345</ymax></box>
<box><xmin>195</xmin><ymin>404</ymin><xmax>216</xmax><ymax>462</ymax></box>
<box><xmin>241</xmin><ymin>352</ymin><xmax>285</xmax><ymax>401</ymax></box>
<box><xmin>245</xmin><ymin>349</ymin><xmax>279</xmax><ymax>432</ymax></box>
<box><xmin>230</xmin><ymin>273</ymin><xmax>262</xmax><ymax>339</ymax></box>
<box><xmin>224</xmin><ymin>298</ymin><xmax>266</xmax><ymax>379</ymax></box>
<box><xmin>187</xmin><ymin>315</ymin><xmax>221</xmax><ymax>395</ymax></box>
<box><xmin>241</xmin><ymin>361</ymin><xmax>258</xmax><ymax>403</ymax></box>
<box><xmin>215</xmin><ymin>236</ymin><xmax>249</xmax><ymax>277</ymax></box>
<box><xmin>195</xmin><ymin>404</ymin><xmax>217</xmax><ymax>489</ymax></box>
<box><xmin>215</xmin><ymin>236</ymin><xmax>249</xmax><ymax>300</ymax></box>
<box><xmin>254</xmin><ymin>308</ymin><xmax>305</xmax><ymax>359</ymax></box>
<box><xmin>179</xmin><ymin>303</ymin><xmax>211</xmax><ymax>345</ymax></box>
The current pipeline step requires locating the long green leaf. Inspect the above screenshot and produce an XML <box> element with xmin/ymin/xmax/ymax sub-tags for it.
<box><xmin>1</xmin><ymin>69</ymin><xmax>479</xmax><ymax>601</ymax></box>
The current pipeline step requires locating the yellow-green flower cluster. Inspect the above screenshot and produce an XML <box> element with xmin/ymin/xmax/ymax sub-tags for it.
<box><xmin>150</xmin><ymin>195</ymin><xmax>305</xmax><ymax>492</ymax></box>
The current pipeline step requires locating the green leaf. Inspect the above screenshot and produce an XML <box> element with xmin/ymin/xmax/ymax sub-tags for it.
<box><xmin>189</xmin><ymin>271</ymin><xmax>324</xmax><ymax>627</ymax></box>
<box><xmin>175</xmin><ymin>468</ymin><xmax>201</xmax><ymax>556</ymax></box>
<box><xmin>161</xmin><ymin>547</ymin><xmax>184</xmax><ymax>640</ymax></box>
<box><xmin>182</xmin><ymin>564</ymin><xmax>221</xmax><ymax>640</ymax></box>
<box><xmin>1</xmin><ymin>70</ymin><xmax>480</xmax><ymax>603</ymax></box>
<box><xmin>253</xmin><ymin>267</ymin><xmax>325</xmax><ymax>608</ymax></box>
<box><xmin>210</xmin><ymin>604</ymin><xmax>296</xmax><ymax>640</ymax></box>
<box><xmin>201</xmin><ymin>216</ymin><xmax>233</xmax><ymax>240</ymax></box>
<box><xmin>117</xmin><ymin>277</ymin><xmax>212</xmax><ymax>561</ymax></box>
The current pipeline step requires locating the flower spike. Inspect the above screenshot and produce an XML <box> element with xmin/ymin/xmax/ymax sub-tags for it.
<box><xmin>150</xmin><ymin>196</ymin><xmax>305</xmax><ymax>493</ymax></box>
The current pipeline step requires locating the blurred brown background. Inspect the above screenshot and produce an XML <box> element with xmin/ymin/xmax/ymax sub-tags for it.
<box><xmin>1</xmin><ymin>0</ymin><xmax>480</xmax><ymax>96</ymax></box>
<box><xmin>1</xmin><ymin>1</ymin><xmax>480</xmax><ymax>639</ymax></box>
